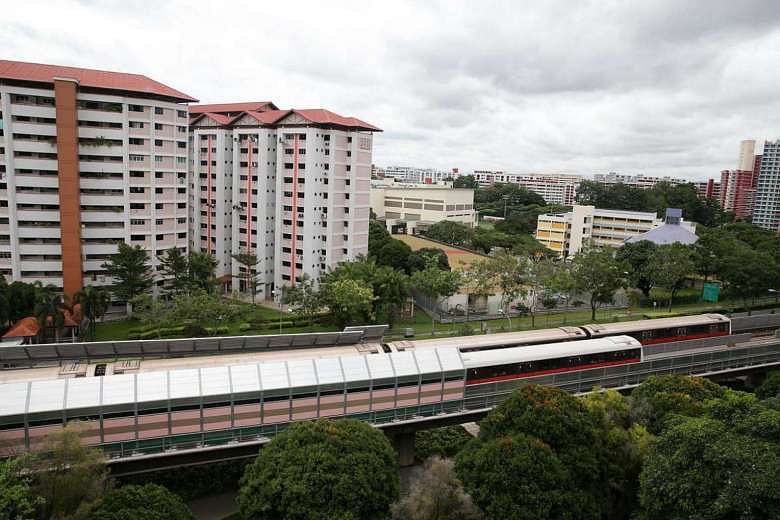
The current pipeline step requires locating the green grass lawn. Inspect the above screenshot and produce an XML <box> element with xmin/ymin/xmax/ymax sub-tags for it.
<box><xmin>93</xmin><ymin>296</ymin><xmax>777</xmax><ymax>343</ymax></box>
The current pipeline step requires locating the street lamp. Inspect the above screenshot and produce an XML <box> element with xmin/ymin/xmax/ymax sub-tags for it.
<box><xmin>498</xmin><ymin>308</ymin><xmax>512</xmax><ymax>330</ymax></box>
<box><xmin>272</xmin><ymin>288</ymin><xmax>283</xmax><ymax>334</ymax></box>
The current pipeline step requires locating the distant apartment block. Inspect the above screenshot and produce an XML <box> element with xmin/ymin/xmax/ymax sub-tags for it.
<box><xmin>472</xmin><ymin>171</ymin><xmax>581</xmax><ymax>205</ymax></box>
<box><xmin>592</xmin><ymin>172</ymin><xmax>687</xmax><ymax>189</ymax></box>
<box><xmin>753</xmin><ymin>139</ymin><xmax>780</xmax><ymax>231</ymax></box>
<box><xmin>535</xmin><ymin>204</ymin><xmax>696</xmax><ymax>257</ymax></box>
<box><xmin>719</xmin><ymin>169</ymin><xmax>756</xmax><ymax>220</ymax></box>
<box><xmin>189</xmin><ymin>102</ymin><xmax>379</xmax><ymax>299</ymax></box>
<box><xmin>694</xmin><ymin>179</ymin><xmax>721</xmax><ymax>200</ymax></box>
<box><xmin>370</xmin><ymin>179</ymin><xmax>475</xmax><ymax>234</ymax></box>
<box><xmin>373</xmin><ymin>165</ymin><xmax>458</xmax><ymax>184</ymax></box>
<box><xmin>0</xmin><ymin>60</ymin><xmax>195</xmax><ymax>297</ymax></box>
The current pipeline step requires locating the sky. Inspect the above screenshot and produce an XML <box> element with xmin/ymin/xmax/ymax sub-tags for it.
<box><xmin>4</xmin><ymin>0</ymin><xmax>780</xmax><ymax>180</ymax></box>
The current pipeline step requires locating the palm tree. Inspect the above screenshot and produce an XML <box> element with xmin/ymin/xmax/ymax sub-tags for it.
<box><xmin>34</xmin><ymin>290</ymin><xmax>64</xmax><ymax>343</ymax></box>
<box><xmin>74</xmin><ymin>286</ymin><xmax>111</xmax><ymax>340</ymax></box>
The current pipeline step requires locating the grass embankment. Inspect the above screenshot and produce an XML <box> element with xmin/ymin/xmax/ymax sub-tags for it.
<box><xmin>93</xmin><ymin>295</ymin><xmax>777</xmax><ymax>343</ymax></box>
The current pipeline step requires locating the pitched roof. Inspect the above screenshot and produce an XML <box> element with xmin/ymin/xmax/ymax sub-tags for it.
<box><xmin>189</xmin><ymin>112</ymin><xmax>233</xmax><ymax>126</ymax></box>
<box><xmin>189</xmin><ymin>101</ymin><xmax>278</xmax><ymax>115</ymax></box>
<box><xmin>232</xmin><ymin>109</ymin><xmax>290</xmax><ymax>125</ymax></box>
<box><xmin>0</xmin><ymin>60</ymin><xmax>197</xmax><ymax>103</ymax></box>
<box><xmin>289</xmin><ymin>109</ymin><xmax>381</xmax><ymax>131</ymax></box>
<box><xmin>3</xmin><ymin>317</ymin><xmax>39</xmax><ymax>338</ymax></box>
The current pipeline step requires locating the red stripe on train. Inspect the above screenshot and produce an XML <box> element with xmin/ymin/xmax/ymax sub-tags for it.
<box><xmin>466</xmin><ymin>357</ymin><xmax>642</xmax><ymax>386</ymax></box>
<box><xmin>639</xmin><ymin>331</ymin><xmax>729</xmax><ymax>345</ymax></box>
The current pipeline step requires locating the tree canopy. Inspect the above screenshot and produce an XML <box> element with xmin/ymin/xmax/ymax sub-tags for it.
<box><xmin>237</xmin><ymin>420</ymin><xmax>399</xmax><ymax>520</ymax></box>
<box><xmin>102</xmin><ymin>243</ymin><xmax>153</xmax><ymax>310</ymax></box>
<box><xmin>570</xmin><ymin>247</ymin><xmax>629</xmax><ymax>320</ymax></box>
<box><xmin>88</xmin><ymin>484</ymin><xmax>194</xmax><ymax>520</ymax></box>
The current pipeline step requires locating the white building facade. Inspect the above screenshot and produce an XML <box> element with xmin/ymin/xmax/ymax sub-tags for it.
<box><xmin>0</xmin><ymin>60</ymin><xmax>194</xmax><ymax>298</ymax></box>
<box><xmin>189</xmin><ymin>105</ymin><xmax>378</xmax><ymax>300</ymax></box>
<box><xmin>753</xmin><ymin>139</ymin><xmax>780</xmax><ymax>231</ymax></box>
<box><xmin>472</xmin><ymin>171</ymin><xmax>581</xmax><ymax>205</ymax></box>
<box><xmin>370</xmin><ymin>182</ymin><xmax>476</xmax><ymax>233</ymax></box>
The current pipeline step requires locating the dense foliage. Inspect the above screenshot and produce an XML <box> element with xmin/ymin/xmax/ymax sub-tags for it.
<box><xmin>238</xmin><ymin>420</ymin><xmax>400</xmax><ymax>520</ymax></box>
<box><xmin>87</xmin><ymin>484</ymin><xmax>194</xmax><ymax>520</ymax></box>
<box><xmin>415</xmin><ymin>426</ymin><xmax>474</xmax><ymax>461</ymax></box>
<box><xmin>576</xmin><ymin>180</ymin><xmax>731</xmax><ymax>227</ymax></box>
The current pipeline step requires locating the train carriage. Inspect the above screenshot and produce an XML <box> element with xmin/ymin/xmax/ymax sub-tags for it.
<box><xmin>582</xmin><ymin>314</ymin><xmax>730</xmax><ymax>345</ymax></box>
<box><xmin>461</xmin><ymin>336</ymin><xmax>642</xmax><ymax>385</ymax></box>
<box><xmin>386</xmin><ymin>326</ymin><xmax>587</xmax><ymax>353</ymax></box>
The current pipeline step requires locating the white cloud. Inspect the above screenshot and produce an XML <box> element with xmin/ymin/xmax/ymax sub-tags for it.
<box><xmin>3</xmin><ymin>0</ymin><xmax>779</xmax><ymax>180</ymax></box>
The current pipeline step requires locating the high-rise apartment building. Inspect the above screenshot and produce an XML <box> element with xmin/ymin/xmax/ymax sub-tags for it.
<box><xmin>753</xmin><ymin>139</ymin><xmax>780</xmax><ymax>231</ymax></box>
<box><xmin>472</xmin><ymin>171</ymin><xmax>581</xmax><ymax>205</ymax></box>
<box><xmin>0</xmin><ymin>60</ymin><xmax>195</xmax><ymax>297</ymax></box>
<box><xmin>189</xmin><ymin>103</ymin><xmax>379</xmax><ymax>300</ymax></box>
<box><xmin>719</xmin><ymin>169</ymin><xmax>756</xmax><ymax>220</ymax></box>
<box><xmin>694</xmin><ymin>179</ymin><xmax>721</xmax><ymax>200</ymax></box>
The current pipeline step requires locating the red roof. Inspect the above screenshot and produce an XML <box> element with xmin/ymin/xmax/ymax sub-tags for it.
<box><xmin>189</xmin><ymin>112</ymin><xmax>234</xmax><ymax>126</ymax></box>
<box><xmin>222</xmin><ymin>108</ymin><xmax>380</xmax><ymax>131</ymax></box>
<box><xmin>3</xmin><ymin>317</ymin><xmax>39</xmax><ymax>338</ymax></box>
<box><xmin>0</xmin><ymin>59</ymin><xmax>197</xmax><ymax>103</ymax></box>
<box><xmin>189</xmin><ymin>101</ymin><xmax>277</xmax><ymax>115</ymax></box>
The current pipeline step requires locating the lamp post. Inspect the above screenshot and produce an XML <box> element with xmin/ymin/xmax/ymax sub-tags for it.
<box><xmin>272</xmin><ymin>289</ymin><xmax>283</xmax><ymax>334</ymax></box>
<box><xmin>498</xmin><ymin>308</ymin><xmax>512</xmax><ymax>330</ymax></box>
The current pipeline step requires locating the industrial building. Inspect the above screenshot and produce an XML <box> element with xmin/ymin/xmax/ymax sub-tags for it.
<box><xmin>370</xmin><ymin>180</ymin><xmax>475</xmax><ymax>233</ymax></box>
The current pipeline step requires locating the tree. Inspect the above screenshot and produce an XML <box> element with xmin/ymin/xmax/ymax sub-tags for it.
<box><xmin>0</xmin><ymin>457</ymin><xmax>42</xmax><ymax>520</ymax></box>
<box><xmin>646</xmin><ymin>243</ymin><xmax>695</xmax><ymax>311</ymax></box>
<box><xmin>638</xmin><ymin>416</ymin><xmax>780</xmax><ymax>520</ymax></box>
<box><xmin>0</xmin><ymin>277</ymin><xmax>9</xmax><ymax>328</ymax></box>
<box><xmin>131</xmin><ymin>294</ymin><xmax>174</xmax><ymax>338</ymax></box>
<box><xmin>169</xmin><ymin>291</ymin><xmax>244</xmax><ymax>330</ymax></box>
<box><xmin>25</xmin><ymin>424</ymin><xmax>108</xmax><ymax>519</ymax></box>
<box><xmin>423</xmin><ymin>221</ymin><xmax>475</xmax><ymax>248</ymax></box>
<box><xmin>629</xmin><ymin>375</ymin><xmax>726</xmax><ymax>434</ymax></box>
<box><xmin>616</xmin><ymin>240</ymin><xmax>657</xmax><ymax>297</ymax></box>
<box><xmin>237</xmin><ymin>420</ymin><xmax>399</xmax><ymax>520</ymax></box>
<box><xmin>7</xmin><ymin>281</ymin><xmax>39</xmax><ymax>324</ymax></box>
<box><xmin>102</xmin><ymin>243</ymin><xmax>153</xmax><ymax>314</ymax></box>
<box><xmin>88</xmin><ymin>484</ymin><xmax>194</xmax><ymax>520</ymax></box>
<box><xmin>319</xmin><ymin>278</ymin><xmax>375</xmax><ymax>329</ymax></box>
<box><xmin>452</xmin><ymin>174</ymin><xmax>478</xmax><ymax>189</ymax></box>
<box><xmin>478</xmin><ymin>385</ymin><xmax>605</xmax><ymax>504</ymax></box>
<box><xmin>474</xmin><ymin>251</ymin><xmax>527</xmax><ymax>315</ymax></box>
<box><xmin>374</xmin><ymin>238</ymin><xmax>413</xmax><ymax>272</ymax></box>
<box><xmin>757</xmin><ymin>371</ymin><xmax>780</xmax><ymax>400</ymax></box>
<box><xmin>282</xmin><ymin>274</ymin><xmax>322</xmax><ymax>322</ymax></box>
<box><xmin>188</xmin><ymin>251</ymin><xmax>218</xmax><ymax>293</ymax></box>
<box><xmin>409</xmin><ymin>248</ymin><xmax>450</xmax><ymax>272</ymax></box>
<box><xmin>391</xmin><ymin>457</ymin><xmax>483</xmax><ymax>520</ymax></box>
<box><xmin>415</xmin><ymin>426</ymin><xmax>474</xmax><ymax>461</ymax></box>
<box><xmin>456</xmin><ymin>434</ymin><xmax>578</xmax><ymax>520</ymax></box>
<box><xmin>34</xmin><ymin>289</ymin><xmax>64</xmax><ymax>342</ymax></box>
<box><xmin>718</xmin><ymin>242</ymin><xmax>777</xmax><ymax>315</ymax></box>
<box><xmin>231</xmin><ymin>251</ymin><xmax>260</xmax><ymax>303</ymax></box>
<box><xmin>368</xmin><ymin>219</ymin><xmax>392</xmax><ymax>255</ymax></box>
<box><xmin>324</xmin><ymin>257</ymin><xmax>411</xmax><ymax>326</ymax></box>
<box><xmin>158</xmin><ymin>247</ymin><xmax>189</xmax><ymax>295</ymax></box>
<box><xmin>74</xmin><ymin>286</ymin><xmax>110</xmax><ymax>340</ymax></box>
<box><xmin>570</xmin><ymin>247</ymin><xmax>628</xmax><ymax>321</ymax></box>
<box><xmin>411</xmin><ymin>264</ymin><xmax>461</xmax><ymax>334</ymax></box>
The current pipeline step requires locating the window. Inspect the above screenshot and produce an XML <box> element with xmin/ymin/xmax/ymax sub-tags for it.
<box><xmin>155</xmin><ymin>123</ymin><xmax>163</xmax><ymax>130</ymax></box>
<box><xmin>155</xmin><ymin>139</ymin><xmax>163</xmax><ymax>146</ymax></box>
<box><xmin>155</xmin><ymin>172</ymin><xmax>163</xmax><ymax>179</ymax></box>
<box><xmin>129</xmin><ymin>154</ymin><xmax>144</xmax><ymax>162</ymax></box>
<box><xmin>177</xmin><ymin>110</ymin><xmax>187</xmax><ymax>118</ymax></box>
<box><xmin>128</xmin><ymin>104</ymin><xmax>143</xmax><ymax>112</ymax></box>
<box><xmin>155</xmin><ymin>188</ymin><xmax>163</xmax><ymax>194</ymax></box>
<box><xmin>130</xmin><ymin>187</ymin><xmax>145</xmax><ymax>194</ymax></box>
<box><xmin>155</xmin><ymin>107</ymin><xmax>164</xmax><ymax>115</ymax></box>
<box><xmin>130</xmin><ymin>203</ymin><xmax>145</xmax><ymax>209</ymax></box>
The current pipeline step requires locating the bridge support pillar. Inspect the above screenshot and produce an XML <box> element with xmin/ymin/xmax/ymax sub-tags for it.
<box><xmin>387</xmin><ymin>431</ymin><xmax>416</xmax><ymax>467</ymax></box>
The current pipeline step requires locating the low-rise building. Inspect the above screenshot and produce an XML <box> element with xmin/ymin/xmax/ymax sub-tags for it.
<box><xmin>373</xmin><ymin>165</ymin><xmax>458</xmax><ymax>184</ymax></box>
<box><xmin>592</xmin><ymin>172</ymin><xmax>687</xmax><ymax>189</ymax></box>
<box><xmin>535</xmin><ymin>204</ymin><xmax>696</xmax><ymax>257</ymax></box>
<box><xmin>371</xmin><ymin>180</ymin><xmax>475</xmax><ymax>234</ymax></box>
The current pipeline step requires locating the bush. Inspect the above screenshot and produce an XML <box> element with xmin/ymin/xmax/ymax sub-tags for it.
<box><xmin>119</xmin><ymin>460</ymin><xmax>251</xmax><ymax>502</ymax></box>
<box><xmin>757</xmin><ymin>371</ymin><xmax>780</xmax><ymax>400</ymax></box>
<box><xmin>238</xmin><ymin>323</ymin><xmax>252</xmax><ymax>332</ymax></box>
<box><xmin>182</xmin><ymin>323</ymin><xmax>207</xmax><ymax>337</ymax></box>
<box><xmin>238</xmin><ymin>420</ymin><xmax>399</xmax><ymax>520</ymax></box>
<box><xmin>415</xmin><ymin>426</ymin><xmax>473</xmax><ymax>461</ymax></box>
<box><xmin>88</xmin><ymin>483</ymin><xmax>194</xmax><ymax>519</ymax></box>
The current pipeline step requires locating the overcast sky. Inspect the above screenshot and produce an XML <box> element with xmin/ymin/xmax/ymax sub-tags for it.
<box><xmin>4</xmin><ymin>0</ymin><xmax>780</xmax><ymax>180</ymax></box>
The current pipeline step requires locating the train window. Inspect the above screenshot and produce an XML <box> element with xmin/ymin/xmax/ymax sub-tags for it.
<box><xmin>137</xmin><ymin>408</ymin><xmax>168</xmax><ymax>416</ymax></box>
<box><xmin>319</xmin><ymin>389</ymin><xmax>344</xmax><ymax>397</ymax></box>
<box><xmin>67</xmin><ymin>415</ymin><xmax>100</xmax><ymax>422</ymax></box>
<box><xmin>444</xmin><ymin>373</ymin><xmax>463</xmax><ymax>381</ymax></box>
<box><xmin>263</xmin><ymin>395</ymin><xmax>290</xmax><ymax>403</ymax></box>
<box><xmin>347</xmin><ymin>386</ymin><xmax>370</xmax><ymax>393</ymax></box>
<box><xmin>397</xmin><ymin>381</ymin><xmax>419</xmax><ymax>388</ymax></box>
<box><xmin>171</xmin><ymin>404</ymin><xmax>200</xmax><ymax>412</ymax></box>
<box><xmin>0</xmin><ymin>422</ymin><xmax>25</xmax><ymax>431</ymax></box>
<box><xmin>372</xmin><ymin>383</ymin><xmax>395</xmax><ymax>391</ymax></box>
<box><xmin>421</xmin><ymin>375</ymin><xmax>442</xmax><ymax>384</ymax></box>
<box><xmin>233</xmin><ymin>398</ymin><xmax>259</xmax><ymax>406</ymax></box>
<box><xmin>203</xmin><ymin>401</ymin><xmax>230</xmax><ymax>409</ymax></box>
<box><xmin>103</xmin><ymin>410</ymin><xmax>134</xmax><ymax>419</ymax></box>
<box><xmin>291</xmin><ymin>392</ymin><xmax>317</xmax><ymax>399</ymax></box>
<box><xmin>28</xmin><ymin>417</ymin><xmax>63</xmax><ymax>427</ymax></box>
<box><xmin>641</xmin><ymin>330</ymin><xmax>653</xmax><ymax>340</ymax></box>
<box><xmin>675</xmin><ymin>327</ymin><xmax>686</xmax><ymax>337</ymax></box>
